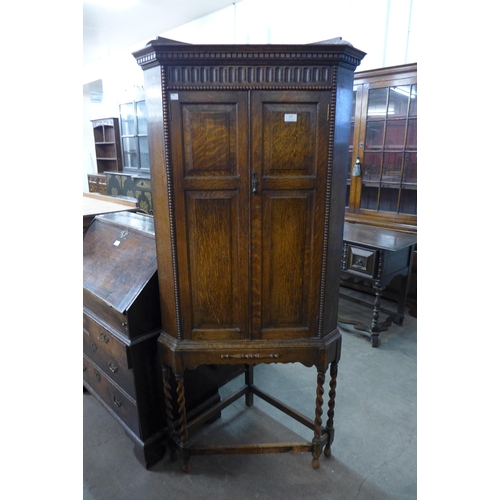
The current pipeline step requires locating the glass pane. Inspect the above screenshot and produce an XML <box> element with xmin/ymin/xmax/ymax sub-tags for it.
<box><xmin>137</xmin><ymin>101</ymin><xmax>148</xmax><ymax>135</ymax></box>
<box><xmin>122</xmin><ymin>137</ymin><xmax>138</xmax><ymax>168</ymax></box>
<box><xmin>365</xmin><ymin>121</ymin><xmax>385</xmax><ymax>149</ymax></box>
<box><xmin>400</xmin><ymin>187</ymin><xmax>417</xmax><ymax>214</ymax></box>
<box><xmin>351</xmin><ymin>90</ymin><xmax>357</xmax><ymax>119</ymax></box>
<box><xmin>407</xmin><ymin>118</ymin><xmax>417</xmax><ymax>148</ymax></box>
<box><xmin>379</xmin><ymin>186</ymin><xmax>399</xmax><ymax>212</ymax></box>
<box><xmin>409</xmin><ymin>84</ymin><xmax>417</xmax><ymax>117</ymax></box>
<box><xmin>367</xmin><ymin>88</ymin><xmax>388</xmax><ymax>117</ymax></box>
<box><xmin>359</xmin><ymin>81</ymin><xmax>417</xmax><ymax>216</ymax></box>
<box><xmin>385</xmin><ymin>120</ymin><xmax>406</xmax><ymax>149</ymax></box>
<box><xmin>360</xmin><ymin>185</ymin><xmax>379</xmax><ymax>210</ymax></box>
<box><xmin>345</xmin><ymin>184</ymin><xmax>351</xmax><ymax>208</ymax></box>
<box><xmin>363</xmin><ymin>152</ymin><xmax>382</xmax><ymax>181</ymax></box>
<box><xmin>139</xmin><ymin>136</ymin><xmax>150</xmax><ymax>169</ymax></box>
<box><xmin>120</xmin><ymin>102</ymin><xmax>135</xmax><ymax>136</ymax></box>
<box><xmin>388</xmin><ymin>85</ymin><xmax>411</xmax><ymax>118</ymax></box>
<box><xmin>349</xmin><ymin>90</ymin><xmax>356</xmax><ymax>149</ymax></box>
<box><xmin>347</xmin><ymin>151</ymin><xmax>353</xmax><ymax>181</ymax></box>
<box><xmin>382</xmin><ymin>152</ymin><xmax>403</xmax><ymax>181</ymax></box>
<box><xmin>402</xmin><ymin>152</ymin><xmax>417</xmax><ymax>183</ymax></box>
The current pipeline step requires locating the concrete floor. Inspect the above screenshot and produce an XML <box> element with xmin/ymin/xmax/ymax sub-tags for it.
<box><xmin>83</xmin><ymin>291</ymin><xmax>417</xmax><ymax>499</ymax></box>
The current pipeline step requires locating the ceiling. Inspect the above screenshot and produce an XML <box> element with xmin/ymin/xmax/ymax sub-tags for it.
<box><xmin>83</xmin><ymin>0</ymin><xmax>240</xmax><ymax>67</ymax></box>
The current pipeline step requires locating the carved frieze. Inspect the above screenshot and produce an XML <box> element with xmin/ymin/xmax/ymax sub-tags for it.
<box><xmin>164</xmin><ymin>65</ymin><xmax>332</xmax><ymax>87</ymax></box>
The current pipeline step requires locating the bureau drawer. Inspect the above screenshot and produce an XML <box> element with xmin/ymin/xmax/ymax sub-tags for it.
<box><xmin>345</xmin><ymin>244</ymin><xmax>378</xmax><ymax>278</ymax></box>
<box><xmin>83</xmin><ymin>354</ymin><xmax>140</xmax><ymax>437</ymax></box>
<box><xmin>83</xmin><ymin>313</ymin><xmax>136</xmax><ymax>399</ymax></box>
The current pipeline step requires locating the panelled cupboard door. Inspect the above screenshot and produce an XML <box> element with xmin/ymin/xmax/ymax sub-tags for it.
<box><xmin>168</xmin><ymin>90</ymin><xmax>330</xmax><ymax>342</ymax></box>
<box><xmin>169</xmin><ymin>91</ymin><xmax>250</xmax><ymax>341</ymax></box>
<box><xmin>250</xmin><ymin>91</ymin><xmax>331</xmax><ymax>340</ymax></box>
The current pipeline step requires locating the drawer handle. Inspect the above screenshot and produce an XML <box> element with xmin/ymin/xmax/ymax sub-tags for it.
<box><xmin>94</xmin><ymin>369</ymin><xmax>101</xmax><ymax>382</ymax></box>
<box><xmin>220</xmin><ymin>353</ymin><xmax>279</xmax><ymax>359</ymax></box>
<box><xmin>112</xmin><ymin>396</ymin><xmax>122</xmax><ymax>407</ymax></box>
<box><xmin>90</xmin><ymin>341</ymin><xmax>97</xmax><ymax>352</ymax></box>
<box><xmin>98</xmin><ymin>332</ymin><xmax>109</xmax><ymax>343</ymax></box>
<box><xmin>108</xmin><ymin>361</ymin><xmax>118</xmax><ymax>373</ymax></box>
<box><xmin>83</xmin><ymin>366</ymin><xmax>87</xmax><ymax>372</ymax></box>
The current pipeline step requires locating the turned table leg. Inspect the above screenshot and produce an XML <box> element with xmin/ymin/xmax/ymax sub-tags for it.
<box><xmin>175</xmin><ymin>373</ymin><xmax>191</xmax><ymax>473</ymax></box>
<box><xmin>370</xmin><ymin>251</ymin><xmax>385</xmax><ymax>348</ymax></box>
<box><xmin>324</xmin><ymin>362</ymin><xmax>338</xmax><ymax>457</ymax></box>
<box><xmin>370</xmin><ymin>281</ymin><xmax>382</xmax><ymax>347</ymax></box>
<box><xmin>245</xmin><ymin>364</ymin><xmax>254</xmax><ymax>407</ymax></box>
<box><xmin>161</xmin><ymin>366</ymin><xmax>178</xmax><ymax>461</ymax></box>
<box><xmin>311</xmin><ymin>370</ymin><xmax>325</xmax><ymax>469</ymax></box>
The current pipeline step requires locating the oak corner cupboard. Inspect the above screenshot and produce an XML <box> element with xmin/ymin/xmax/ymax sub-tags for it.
<box><xmin>133</xmin><ymin>37</ymin><xmax>365</xmax><ymax>472</ymax></box>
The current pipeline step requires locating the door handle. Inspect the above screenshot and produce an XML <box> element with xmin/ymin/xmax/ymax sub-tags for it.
<box><xmin>252</xmin><ymin>170</ymin><xmax>258</xmax><ymax>195</ymax></box>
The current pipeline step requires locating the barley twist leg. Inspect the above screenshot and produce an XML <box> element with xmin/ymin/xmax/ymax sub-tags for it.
<box><xmin>324</xmin><ymin>362</ymin><xmax>338</xmax><ymax>457</ymax></box>
<box><xmin>175</xmin><ymin>374</ymin><xmax>191</xmax><ymax>473</ymax></box>
<box><xmin>311</xmin><ymin>370</ymin><xmax>325</xmax><ymax>469</ymax></box>
<box><xmin>161</xmin><ymin>366</ymin><xmax>178</xmax><ymax>461</ymax></box>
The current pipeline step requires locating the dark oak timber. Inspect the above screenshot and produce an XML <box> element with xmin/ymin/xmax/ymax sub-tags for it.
<box><xmin>133</xmin><ymin>37</ymin><xmax>365</xmax><ymax>472</ymax></box>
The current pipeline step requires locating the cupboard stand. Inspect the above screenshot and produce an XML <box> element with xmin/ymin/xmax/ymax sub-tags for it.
<box><xmin>159</xmin><ymin>333</ymin><xmax>342</xmax><ymax>472</ymax></box>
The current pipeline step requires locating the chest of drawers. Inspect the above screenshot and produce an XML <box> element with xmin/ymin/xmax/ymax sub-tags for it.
<box><xmin>83</xmin><ymin>212</ymin><xmax>221</xmax><ymax>467</ymax></box>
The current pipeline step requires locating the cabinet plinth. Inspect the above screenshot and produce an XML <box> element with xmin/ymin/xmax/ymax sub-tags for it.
<box><xmin>134</xmin><ymin>37</ymin><xmax>365</xmax><ymax>472</ymax></box>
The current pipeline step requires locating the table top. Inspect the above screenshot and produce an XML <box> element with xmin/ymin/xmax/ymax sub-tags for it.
<box><xmin>343</xmin><ymin>222</ymin><xmax>417</xmax><ymax>252</ymax></box>
<box><xmin>83</xmin><ymin>192</ymin><xmax>138</xmax><ymax>218</ymax></box>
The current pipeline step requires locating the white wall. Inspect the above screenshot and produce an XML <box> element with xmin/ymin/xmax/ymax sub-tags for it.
<box><xmin>164</xmin><ymin>0</ymin><xmax>415</xmax><ymax>70</ymax></box>
<box><xmin>83</xmin><ymin>0</ymin><xmax>416</xmax><ymax>190</ymax></box>
<box><xmin>83</xmin><ymin>85</ymin><xmax>96</xmax><ymax>192</ymax></box>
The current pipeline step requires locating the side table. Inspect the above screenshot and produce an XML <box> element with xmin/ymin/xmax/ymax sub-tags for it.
<box><xmin>339</xmin><ymin>223</ymin><xmax>417</xmax><ymax>347</ymax></box>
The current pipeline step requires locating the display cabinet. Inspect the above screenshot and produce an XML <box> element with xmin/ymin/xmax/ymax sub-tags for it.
<box><xmin>134</xmin><ymin>37</ymin><xmax>365</xmax><ymax>472</ymax></box>
<box><xmin>346</xmin><ymin>64</ymin><xmax>417</xmax><ymax>234</ymax></box>
<box><xmin>120</xmin><ymin>98</ymin><xmax>150</xmax><ymax>174</ymax></box>
<box><xmin>344</xmin><ymin>64</ymin><xmax>417</xmax><ymax>313</ymax></box>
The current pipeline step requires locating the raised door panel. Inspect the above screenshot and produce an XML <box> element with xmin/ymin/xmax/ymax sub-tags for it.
<box><xmin>169</xmin><ymin>91</ymin><xmax>250</xmax><ymax>340</ymax></box>
<box><xmin>251</xmin><ymin>91</ymin><xmax>330</xmax><ymax>339</ymax></box>
<box><xmin>182</xmin><ymin>104</ymin><xmax>238</xmax><ymax>178</ymax></box>
<box><xmin>261</xmin><ymin>192</ymin><xmax>314</xmax><ymax>335</ymax></box>
<box><xmin>186</xmin><ymin>192</ymin><xmax>243</xmax><ymax>338</ymax></box>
